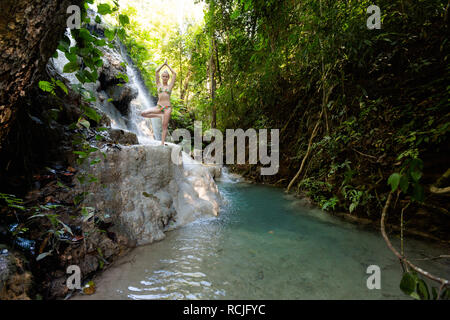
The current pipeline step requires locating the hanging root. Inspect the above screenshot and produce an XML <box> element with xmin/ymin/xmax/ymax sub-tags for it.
<box><xmin>381</xmin><ymin>192</ymin><xmax>449</xmax><ymax>297</ymax></box>
<box><xmin>430</xmin><ymin>168</ymin><xmax>450</xmax><ymax>195</ymax></box>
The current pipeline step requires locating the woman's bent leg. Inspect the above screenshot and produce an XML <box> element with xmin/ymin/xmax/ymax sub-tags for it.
<box><xmin>141</xmin><ymin>107</ymin><xmax>162</xmax><ymax>118</ymax></box>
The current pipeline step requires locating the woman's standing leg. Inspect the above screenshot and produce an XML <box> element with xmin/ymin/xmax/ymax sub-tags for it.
<box><xmin>161</xmin><ymin>107</ymin><xmax>172</xmax><ymax>145</ymax></box>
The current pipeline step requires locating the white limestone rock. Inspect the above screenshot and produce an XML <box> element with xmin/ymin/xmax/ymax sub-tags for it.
<box><xmin>75</xmin><ymin>143</ymin><xmax>221</xmax><ymax>245</ymax></box>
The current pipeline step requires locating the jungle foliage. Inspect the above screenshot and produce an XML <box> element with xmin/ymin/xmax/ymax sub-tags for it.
<box><xmin>121</xmin><ymin>0</ymin><xmax>449</xmax><ymax>223</ymax></box>
<box><xmin>121</xmin><ymin>0</ymin><xmax>450</xmax><ymax>298</ymax></box>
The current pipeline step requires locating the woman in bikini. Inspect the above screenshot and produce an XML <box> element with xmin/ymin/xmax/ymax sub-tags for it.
<box><xmin>141</xmin><ymin>59</ymin><xmax>177</xmax><ymax>146</ymax></box>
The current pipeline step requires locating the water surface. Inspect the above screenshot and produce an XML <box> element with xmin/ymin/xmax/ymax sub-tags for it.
<box><xmin>75</xmin><ymin>177</ymin><xmax>450</xmax><ymax>300</ymax></box>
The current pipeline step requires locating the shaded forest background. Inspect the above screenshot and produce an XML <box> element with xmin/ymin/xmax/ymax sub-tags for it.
<box><xmin>122</xmin><ymin>0</ymin><xmax>450</xmax><ymax>240</ymax></box>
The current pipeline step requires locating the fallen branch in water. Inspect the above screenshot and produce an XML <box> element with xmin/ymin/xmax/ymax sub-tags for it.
<box><xmin>381</xmin><ymin>192</ymin><xmax>449</xmax><ymax>296</ymax></box>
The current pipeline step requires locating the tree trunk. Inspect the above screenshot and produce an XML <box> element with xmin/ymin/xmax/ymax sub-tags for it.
<box><xmin>0</xmin><ymin>0</ymin><xmax>81</xmax><ymax>153</ymax></box>
<box><xmin>180</xmin><ymin>70</ymin><xmax>192</xmax><ymax>101</ymax></box>
<box><xmin>209</xmin><ymin>36</ymin><xmax>217</xmax><ymax>129</ymax></box>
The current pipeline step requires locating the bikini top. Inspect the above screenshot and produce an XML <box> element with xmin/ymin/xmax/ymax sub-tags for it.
<box><xmin>158</xmin><ymin>86</ymin><xmax>171</xmax><ymax>95</ymax></box>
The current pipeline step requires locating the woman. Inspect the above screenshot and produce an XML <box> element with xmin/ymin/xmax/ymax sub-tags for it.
<box><xmin>141</xmin><ymin>59</ymin><xmax>177</xmax><ymax>146</ymax></box>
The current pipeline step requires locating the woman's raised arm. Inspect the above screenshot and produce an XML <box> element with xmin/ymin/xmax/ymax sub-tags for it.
<box><xmin>166</xmin><ymin>62</ymin><xmax>177</xmax><ymax>89</ymax></box>
<box><xmin>155</xmin><ymin>62</ymin><xmax>165</xmax><ymax>86</ymax></box>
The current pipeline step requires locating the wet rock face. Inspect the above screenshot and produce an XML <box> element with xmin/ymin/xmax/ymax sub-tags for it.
<box><xmin>204</xmin><ymin>165</ymin><xmax>222</xmax><ymax>179</ymax></box>
<box><xmin>98</xmin><ymin>49</ymin><xmax>138</xmax><ymax>116</ymax></box>
<box><xmin>106</xmin><ymin>84</ymin><xmax>138</xmax><ymax>116</ymax></box>
<box><xmin>0</xmin><ymin>248</ymin><xmax>33</xmax><ymax>300</ymax></box>
<box><xmin>106</xmin><ymin>128</ymin><xmax>139</xmax><ymax>145</ymax></box>
<box><xmin>75</xmin><ymin>144</ymin><xmax>221</xmax><ymax>246</ymax></box>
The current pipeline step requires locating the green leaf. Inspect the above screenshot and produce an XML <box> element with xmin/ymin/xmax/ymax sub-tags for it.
<box><xmin>64</xmin><ymin>51</ymin><xmax>77</xmax><ymax>63</ymax></box>
<box><xmin>97</xmin><ymin>3</ymin><xmax>112</xmax><ymax>15</ymax></box>
<box><xmin>79</xmin><ymin>28</ymin><xmax>93</xmax><ymax>42</ymax></box>
<box><xmin>36</xmin><ymin>251</ymin><xmax>52</xmax><ymax>261</ymax></box>
<box><xmin>73</xmin><ymin>150</ymin><xmax>88</xmax><ymax>158</ymax></box>
<box><xmin>417</xmin><ymin>279</ymin><xmax>429</xmax><ymax>300</ymax></box>
<box><xmin>75</xmin><ymin>70</ymin><xmax>87</xmax><ymax>84</ymax></box>
<box><xmin>432</xmin><ymin>287</ymin><xmax>438</xmax><ymax>300</ymax></box>
<box><xmin>38</xmin><ymin>81</ymin><xmax>54</xmax><ymax>93</ymax></box>
<box><xmin>94</xmin><ymin>39</ymin><xmax>107</xmax><ymax>47</ymax></box>
<box><xmin>79</xmin><ymin>119</ymin><xmax>90</xmax><ymax>129</ymax></box>
<box><xmin>95</xmin><ymin>15</ymin><xmax>102</xmax><ymax>24</ymax></box>
<box><xmin>230</xmin><ymin>9</ymin><xmax>240</xmax><ymax>20</ymax></box>
<box><xmin>58</xmin><ymin>39</ymin><xmax>70</xmax><ymax>52</ymax></box>
<box><xmin>57</xmin><ymin>181</ymin><xmax>68</xmax><ymax>189</ymax></box>
<box><xmin>412</xmin><ymin>183</ymin><xmax>424</xmax><ymax>202</ymax></box>
<box><xmin>410</xmin><ymin>158</ymin><xmax>424</xmax><ymax>171</ymax></box>
<box><xmin>94</xmin><ymin>58</ymin><xmax>104</xmax><ymax>67</ymax></box>
<box><xmin>399</xmin><ymin>175</ymin><xmax>409</xmax><ymax>193</ymax></box>
<box><xmin>400</xmin><ymin>272</ymin><xmax>417</xmax><ymax>295</ymax></box>
<box><xmin>58</xmin><ymin>220</ymin><xmax>73</xmax><ymax>236</ymax></box>
<box><xmin>388</xmin><ymin>173</ymin><xmax>401</xmax><ymax>192</ymax></box>
<box><xmin>90</xmin><ymin>158</ymin><xmax>101</xmax><ymax>165</ymax></box>
<box><xmin>410</xmin><ymin>170</ymin><xmax>422</xmax><ymax>182</ymax></box>
<box><xmin>81</xmin><ymin>207</ymin><xmax>95</xmax><ymax>222</ymax></box>
<box><xmin>410</xmin><ymin>291</ymin><xmax>421</xmax><ymax>300</ymax></box>
<box><xmin>55</xmin><ymin>80</ymin><xmax>68</xmax><ymax>95</ymax></box>
<box><xmin>63</xmin><ymin>61</ymin><xmax>79</xmax><ymax>73</ymax></box>
<box><xmin>83</xmin><ymin>106</ymin><xmax>101</xmax><ymax>123</ymax></box>
<box><xmin>9</xmin><ymin>204</ymin><xmax>25</xmax><ymax>211</ymax></box>
<box><xmin>119</xmin><ymin>14</ymin><xmax>130</xmax><ymax>25</ymax></box>
<box><xmin>117</xmin><ymin>27</ymin><xmax>126</xmax><ymax>40</ymax></box>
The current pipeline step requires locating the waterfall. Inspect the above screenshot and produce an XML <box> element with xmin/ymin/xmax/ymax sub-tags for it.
<box><xmin>49</xmin><ymin>15</ymin><xmax>223</xmax><ymax>246</ymax></box>
<box><xmin>51</xmin><ymin>30</ymin><xmax>162</xmax><ymax>144</ymax></box>
<box><xmin>118</xmin><ymin>44</ymin><xmax>163</xmax><ymax>144</ymax></box>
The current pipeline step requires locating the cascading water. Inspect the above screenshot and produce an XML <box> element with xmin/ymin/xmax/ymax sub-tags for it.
<box><xmin>51</xmin><ymin>12</ymin><xmax>222</xmax><ymax>247</ymax></box>
<box><xmin>118</xmin><ymin>43</ymin><xmax>163</xmax><ymax>144</ymax></box>
<box><xmin>51</xmin><ymin>29</ymin><xmax>162</xmax><ymax>145</ymax></box>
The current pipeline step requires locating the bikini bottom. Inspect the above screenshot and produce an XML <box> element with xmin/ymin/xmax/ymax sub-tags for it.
<box><xmin>158</xmin><ymin>104</ymin><xmax>171</xmax><ymax>112</ymax></box>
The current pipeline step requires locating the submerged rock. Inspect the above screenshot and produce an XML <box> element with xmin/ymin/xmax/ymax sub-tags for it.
<box><xmin>75</xmin><ymin>143</ymin><xmax>221</xmax><ymax>246</ymax></box>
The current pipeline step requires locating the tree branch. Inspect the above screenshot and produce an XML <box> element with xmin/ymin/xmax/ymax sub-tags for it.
<box><xmin>381</xmin><ymin>192</ymin><xmax>450</xmax><ymax>289</ymax></box>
